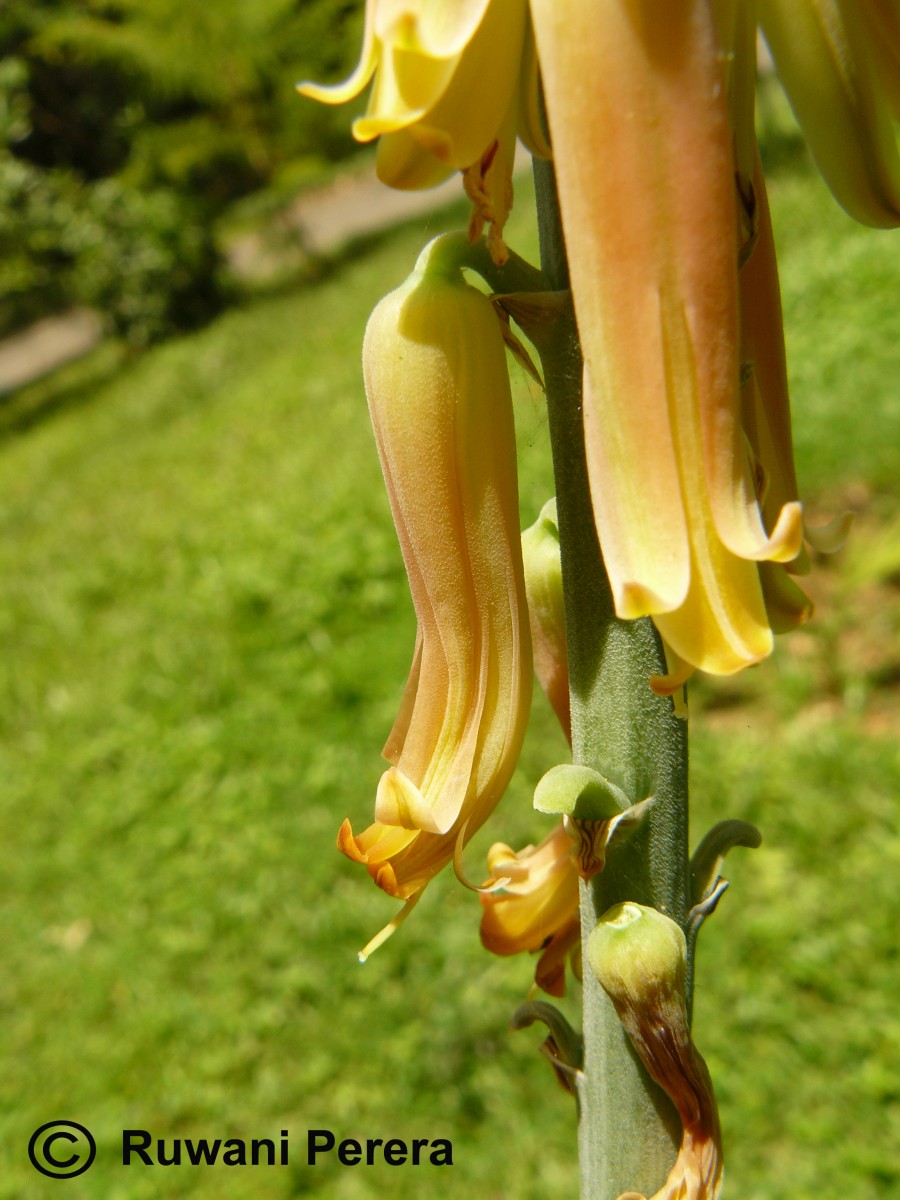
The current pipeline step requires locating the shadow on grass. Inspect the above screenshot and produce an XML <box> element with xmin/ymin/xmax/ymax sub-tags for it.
<box><xmin>0</xmin><ymin>340</ymin><xmax>130</xmax><ymax>442</ymax></box>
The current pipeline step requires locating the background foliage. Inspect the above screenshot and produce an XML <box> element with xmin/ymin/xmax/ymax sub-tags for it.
<box><xmin>0</xmin><ymin>0</ymin><xmax>364</xmax><ymax>344</ymax></box>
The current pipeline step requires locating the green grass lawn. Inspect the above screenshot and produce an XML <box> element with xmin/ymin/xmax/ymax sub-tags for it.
<box><xmin>0</xmin><ymin>148</ymin><xmax>898</xmax><ymax>1200</ymax></box>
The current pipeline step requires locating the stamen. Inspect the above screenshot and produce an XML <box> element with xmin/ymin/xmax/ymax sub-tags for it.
<box><xmin>453</xmin><ymin>820</ymin><xmax>511</xmax><ymax>893</ymax></box>
<box><xmin>358</xmin><ymin>891</ymin><xmax>422</xmax><ymax>963</ymax></box>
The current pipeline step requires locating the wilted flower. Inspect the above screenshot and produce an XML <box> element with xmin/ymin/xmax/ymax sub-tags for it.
<box><xmin>338</xmin><ymin>237</ymin><xmax>531</xmax><ymax>953</ymax></box>
<box><xmin>531</xmin><ymin>0</ymin><xmax>804</xmax><ymax>680</ymax></box>
<box><xmin>298</xmin><ymin>0</ymin><xmax>543</xmax><ymax>259</ymax></box>
<box><xmin>588</xmin><ymin>903</ymin><xmax>723</xmax><ymax>1200</ymax></box>
<box><xmin>480</xmin><ymin>822</ymin><xmax>580</xmax><ymax>997</ymax></box>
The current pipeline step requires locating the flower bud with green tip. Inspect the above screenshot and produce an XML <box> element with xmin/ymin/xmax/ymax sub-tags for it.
<box><xmin>521</xmin><ymin>498</ymin><xmax>569</xmax><ymax>741</ymax></box>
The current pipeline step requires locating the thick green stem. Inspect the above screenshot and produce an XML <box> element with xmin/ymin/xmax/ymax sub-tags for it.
<box><xmin>532</xmin><ymin>159</ymin><xmax>691</xmax><ymax>1200</ymax></box>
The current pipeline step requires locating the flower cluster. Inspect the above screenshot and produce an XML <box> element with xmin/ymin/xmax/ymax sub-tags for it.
<box><xmin>299</xmin><ymin>1</ymin><xmax>893</xmax><ymax>962</ymax></box>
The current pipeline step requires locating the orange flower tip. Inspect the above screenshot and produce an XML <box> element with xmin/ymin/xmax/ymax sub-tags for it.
<box><xmin>357</xmin><ymin>892</ymin><xmax>423</xmax><ymax>964</ymax></box>
<box><xmin>650</xmin><ymin>668</ymin><xmax>693</xmax><ymax>698</ymax></box>
<box><xmin>535</xmin><ymin>962</ymin><xmax>566</xmax><ymax>998</ymax></box>
<box><xmin>453</xmin><ymin>820</ymin><xmax>512</xmax><ymax>893</ymax></box>
<box><xmin>373</xmin><ymin>861</ymin><xmax>402</xmax><ymax>897</ymax></box>
<box><xmin>337</xmin><ymin>818</ymin><xmax>366</xmax><ymax>862</ymax></box>
<box><xmin>411</xmin><ymin>123</ymin><xmax>455</xmax><ymax>161</ymax></box>
<box><xmin>651</xmin><ymin>644</ymin><xmax>692</xmax><ymax>710</ymax></box>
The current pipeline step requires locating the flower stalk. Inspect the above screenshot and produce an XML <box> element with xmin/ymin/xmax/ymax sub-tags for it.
<box><xmin>533</xmin><ymin>157</ymin><xmax>690</xmax><ymax>1200</ymax></box>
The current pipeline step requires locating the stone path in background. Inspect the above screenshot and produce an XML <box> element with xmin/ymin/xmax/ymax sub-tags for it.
<box><xmin>0</xmin><ymin>148</ymin><xmax>531</xmax><ymax>395</ymax></box>
<box><xmin>0</xmin><ymin>309</ymin><xmax>105</xmax><ymax>397</ymax></box>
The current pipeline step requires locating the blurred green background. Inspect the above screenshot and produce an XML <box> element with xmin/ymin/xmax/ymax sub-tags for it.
<box><xmin>1</xmin><ymin>13</ymin><xmax>899</xmax><ymax>1200</ymax></box>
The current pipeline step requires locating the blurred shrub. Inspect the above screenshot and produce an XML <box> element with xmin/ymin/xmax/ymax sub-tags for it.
<box><xmin>0</xmin><ymin>0</ymin><xmax>364</xmax><ymax>343</ymax></box>
<box><xmin>0</xmin><ymin>147</ymin><xmax>225</xmax><ymax>347</ymax></box>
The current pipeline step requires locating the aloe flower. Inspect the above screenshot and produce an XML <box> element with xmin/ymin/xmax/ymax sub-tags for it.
<box><xmin>760</xmin><ymin>0</ymin><xmax>900</xmax><ymax>228</ymax></box>
<box><xmin>338</xmin><ymin>238</ymin><xmax>531</xmax><ymax>943</ymax></box>
<box><xmin>480</xmin><ymin>822</ymin><xmax>580</xmax><ymax>997</ymax></box>
<box><xmin>530</xmin><ymin>0</ymin><xmax>804</xmax><ymax>679</ymax></box>
<box><xmin>298</xmin><ymin>0</ymin><xmax>542</xmax><ymax>258</ymax></box>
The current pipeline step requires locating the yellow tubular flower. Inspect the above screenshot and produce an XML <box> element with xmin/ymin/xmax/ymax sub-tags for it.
<box><xmin>530</xmin><ymin>0</ymin><xmax>803</xmax><ymax>677</ymax></box>
<box><xmin>297</xmin><ymin>0</ymin><xmax>532</xmax><ymax>256</ymax></box>
<box><xmin>338</xmin><ymin>238</ymin><xmax>532</xmax><ymax>926</ymax></box>
<box><xmin>759</xmin><ymin>0</ymin><xmax>900</xmax><ymax>228</ymax></box>
<box><xmin>480</xmin><ymin>822</ymin><xmax>581</xmax><ymax>997</ymax></box>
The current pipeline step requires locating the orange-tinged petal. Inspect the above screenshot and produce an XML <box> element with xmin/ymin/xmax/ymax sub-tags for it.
<box><xmin>650</xmin><ymin>299</ymin><xmax>774</xmax><ymax>675</ymax></box>
<box><xmin>532</xmin><ymin>0</ymin><xmax>795</xmax><ymax>674</ymax></box>
<box><xmin>480</xmin><ymin>822</ymin><xmax>580</xmax><ymax>995</ymax></box>
<box><xmin>532</xmin><ymin>0</ymin><xmax>731</xmax><ymax>616</ymax></box>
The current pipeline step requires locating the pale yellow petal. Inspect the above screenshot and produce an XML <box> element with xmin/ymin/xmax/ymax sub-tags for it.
<box><xmin>296</xmin><ymin>0</ymin><xmax>379</xmax><ymax>104</ymax></box>
<box><xmin>375</xmin><ymin>128</ymin><xmax>456</xmax><ymax>189</ymax></box>
<box><xmin>374</xmin><ymin>0</ymin><xmax>492</xmax><ymax>58</ymax></box>
<box><xmin>402</xmin><ymin>0</ymin><xmax>527</xmax><ymax>169</ymax></box>
<box><xmin>344</xmin><ymin>242</ymin><xmax>531</xmax><ymax>908</ymax></box>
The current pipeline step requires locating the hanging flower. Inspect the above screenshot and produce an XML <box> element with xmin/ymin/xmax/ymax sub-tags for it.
<box><xmin>759</xmin><ymin>0</ymin><xmax>900</xmax><ymax>228</ymax></box>
<box><xmin>338</xmin><ymin>236</ymin><xmax>532</xmax><ymax>954</ymax></box>
<box><xmin>479</xmin><ymin>822</ymin><xmax>580</xmax><ymax>997</ymax></box>
<box><xmin>298</xmin><ymin>0</ymin><xmax>544</xmax><ymax>260</ymax></box>
<box><xmin>530</xmin><ymin>0</ymin><xmax>805</xmax><ymax>680</ymax></box>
